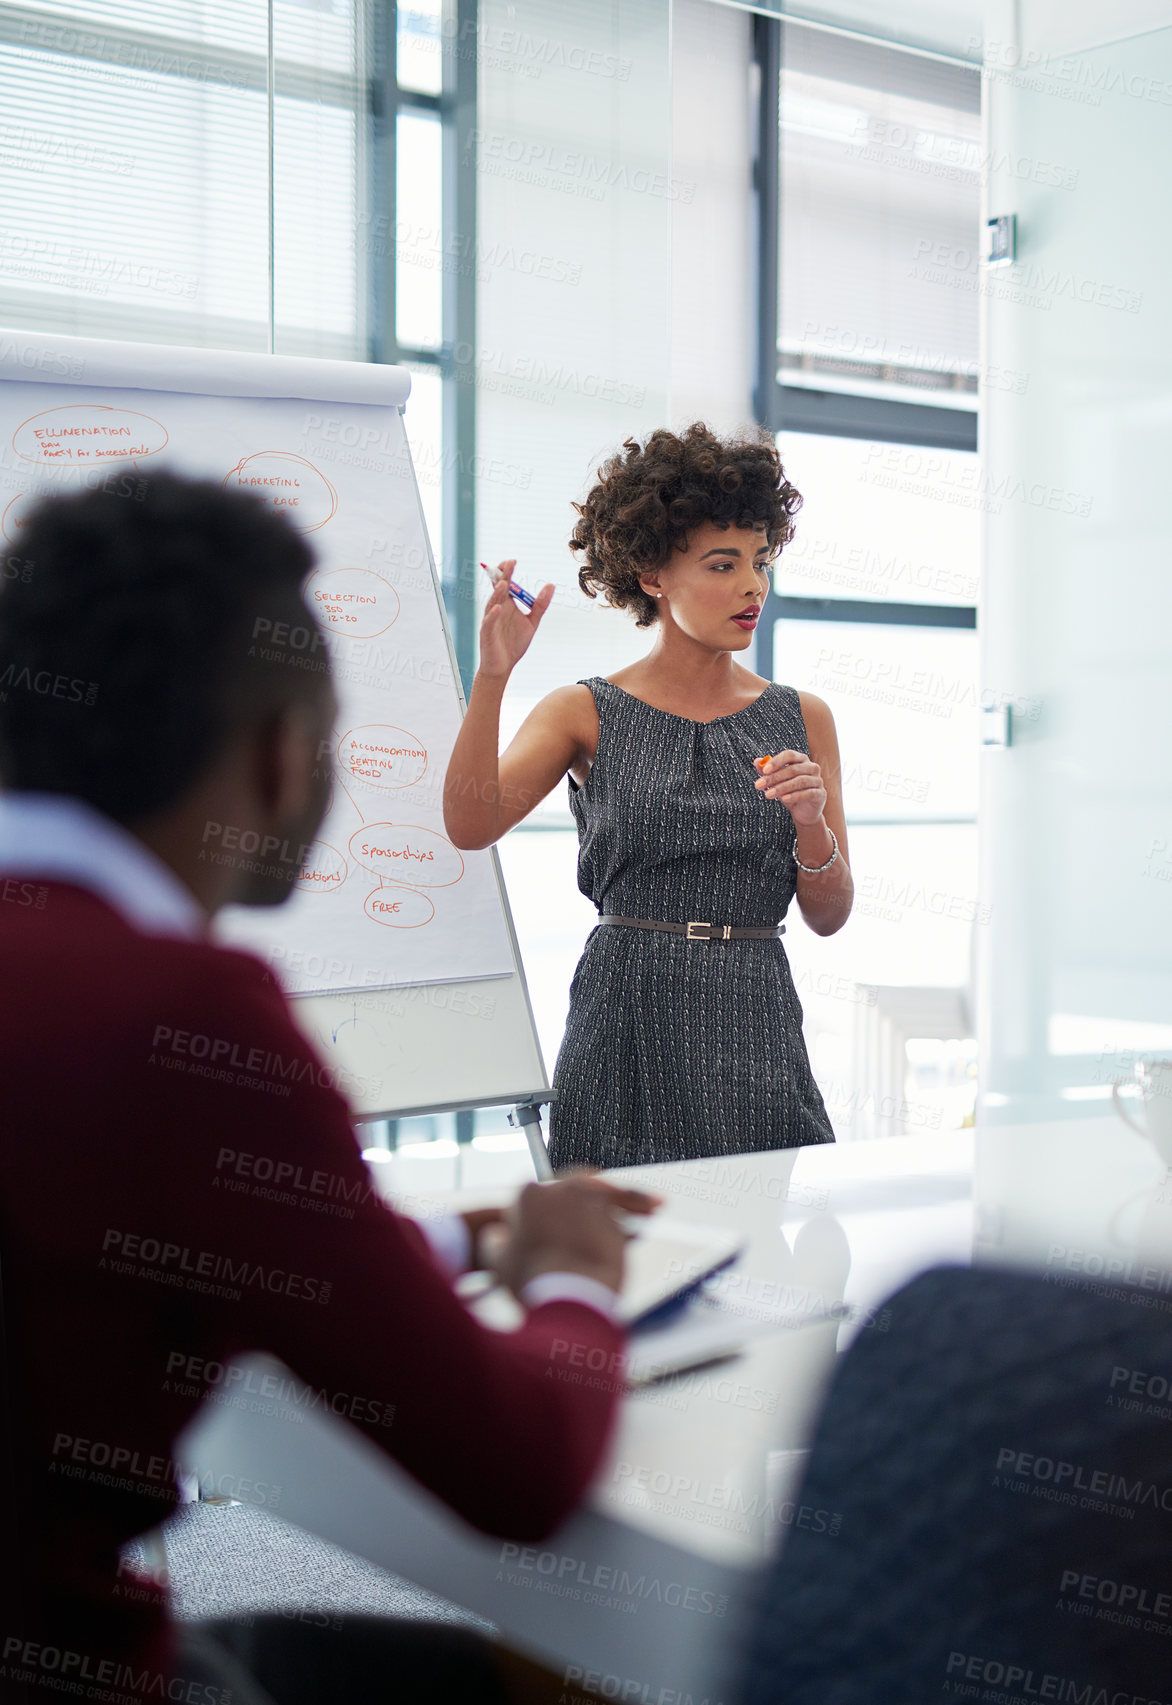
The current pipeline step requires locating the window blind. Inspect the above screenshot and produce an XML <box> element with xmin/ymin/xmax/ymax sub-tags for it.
<box><xmin>779</xmin><ymin>21</ymin><xmax>982</xmax><ymax>408</ymax></box>
<box><xmin>0</xmin><ymin>0</ymin><xmax>363</xmax><ymax>355</ymax></box>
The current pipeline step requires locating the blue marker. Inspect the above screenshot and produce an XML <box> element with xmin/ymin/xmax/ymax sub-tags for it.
<box><xmin>480</xmin><ymin>561</ymin><xmax>536</xmax><ymax>611</ymax></box>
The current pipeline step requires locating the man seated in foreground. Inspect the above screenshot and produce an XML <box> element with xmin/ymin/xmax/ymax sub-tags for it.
<box><xmin>0</xmin><ymin>471</ymin><xmax>653</xmax><ymax>1704</ymax></box>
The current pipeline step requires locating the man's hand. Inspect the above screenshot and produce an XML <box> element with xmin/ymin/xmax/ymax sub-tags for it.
<box><xmin>459</xmin><ymin>1206</ymin><xmax>508</xmax><ymax>1273</ymax></box>
<box><xmin>489</xmin><ymin>1172</ymin><xmax>662</xmax><ymax>1300</ymax></box>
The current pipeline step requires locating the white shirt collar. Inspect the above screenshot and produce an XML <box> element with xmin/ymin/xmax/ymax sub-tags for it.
<box><xmin>0</xmin><ymin>791</ymin><xmax>207</xmax><ymax>940</ymax></box>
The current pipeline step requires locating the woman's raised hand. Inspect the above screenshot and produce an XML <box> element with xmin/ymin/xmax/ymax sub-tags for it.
<box><xmin>754</xmin><ymin>749</ymin><xmax>828</xmax><ymax>827</ymax></box>
<box><xmin>477</xmin><ymin>559</ymin><xmax>556</xmax><ymax>681</ymax></box>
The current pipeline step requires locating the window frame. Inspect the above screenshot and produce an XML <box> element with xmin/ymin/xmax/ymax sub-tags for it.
<box><xmin>361</xmin><ymin>0</ymin><xmax>481</xmax><ymax>1152</ymax></box>
<box><xmin>751</xmin><ymin>11</ymin><xmax>980</xmax><ymax>733</ymax></box>
<box><xmin>0</xmin><ymin>0</ymin><xmax>478</xmax><ymax>693</ymax></box>
<box><xmin>367</xmin><ymin>0</ymin><xmax>478</xmax><ymax>698</ymax></box>
<box><xmin>751</xmin><ymin>12</ymin><xmax>981</xmax><ymax>458</ymax></box>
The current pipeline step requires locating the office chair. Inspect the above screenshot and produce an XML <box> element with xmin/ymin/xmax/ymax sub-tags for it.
<box><xmin>740</xmin><ymin>1264</ymin><xmax>1172</xmax><ymax>1703</ymax></box>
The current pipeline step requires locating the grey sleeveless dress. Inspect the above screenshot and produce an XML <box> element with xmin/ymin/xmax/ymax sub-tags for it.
<box><xmin>547</xmin><ymin>676</ymin><xmax>835</xmax><ymax>1172</ymax></box>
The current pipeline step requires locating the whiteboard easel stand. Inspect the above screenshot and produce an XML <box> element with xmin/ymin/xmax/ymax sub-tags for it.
<box><xmin>507</xmin><ymin>1101</ymin><xmax>555</xmax><ymax>1181</ymax></box>
<box><xmin>355</xmin><ymin>1094</ymin><xmax>555</xmax><ymax>1184</ymax></box>
<box><xmin>377</xmin><ymin>418</ymin><xmax>557</xmax><ymax>1182</ymax></box>
<box><xmin>0</xmin><ymin>331</ymin><xmax>559</xmax><ymax>1176</ymax></box>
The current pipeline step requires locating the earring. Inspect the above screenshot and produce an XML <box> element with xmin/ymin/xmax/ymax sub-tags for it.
<box><xmin>656</xmin><ymin>593</ymin><xmax>662</xmax><ymax>599</ymax></box>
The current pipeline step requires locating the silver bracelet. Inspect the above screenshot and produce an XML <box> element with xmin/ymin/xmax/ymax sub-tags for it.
<box><xmin>794</xmin><ymin>827</ymin><xmax>839</xmax><ymax>875</ymax></box>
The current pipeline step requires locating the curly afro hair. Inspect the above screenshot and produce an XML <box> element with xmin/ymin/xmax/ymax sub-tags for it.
<box><xmin>0</xmin><ymin>469</ymin><xmax>320</xmax><ymax>825</ymax></box>
<box><xmin>570</xmin><ymin>422</ymin><xmax>801</xmax><ymax>629</ymax></box>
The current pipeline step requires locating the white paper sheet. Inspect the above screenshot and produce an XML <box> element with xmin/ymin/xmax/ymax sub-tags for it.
<box><xmin>0</xmin><ymin>367</ymin><xmax>514</xmax><ymax>996</ymax></box>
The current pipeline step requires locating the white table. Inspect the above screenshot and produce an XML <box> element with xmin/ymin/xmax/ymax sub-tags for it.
<box><xmin>179</xmin><ymin>1116</ymin><xmax>1170</xmax><ymax>1701</ymax></box>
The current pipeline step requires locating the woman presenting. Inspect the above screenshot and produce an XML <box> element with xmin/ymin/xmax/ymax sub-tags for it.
<box><xmin>443</xmin><ymin>423</ymin><xmax>853</xmax><ymax>1171</ymax></box>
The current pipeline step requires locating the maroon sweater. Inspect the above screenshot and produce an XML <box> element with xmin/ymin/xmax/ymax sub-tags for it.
<box><xmin>0</xmin><ymin>881</ymin><xmax>622</xmax><ymax>1694</ymax></box>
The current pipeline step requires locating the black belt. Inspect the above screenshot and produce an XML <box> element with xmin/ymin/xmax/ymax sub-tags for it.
<box><xmin>599</xmin><ymin>914</ymin><xmax>784</xmax><ymax>941</ymax></box>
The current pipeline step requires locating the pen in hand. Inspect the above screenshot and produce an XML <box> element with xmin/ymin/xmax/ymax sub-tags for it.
<box><xmin>480</xmin><ymin>561</ymin><xmax>536</xmax><ymax>610</ymax></box>
<box><xmin>458</xmin><ymin>1180</ymin><xmax>662</xmax><ymax>1303</ymax></box>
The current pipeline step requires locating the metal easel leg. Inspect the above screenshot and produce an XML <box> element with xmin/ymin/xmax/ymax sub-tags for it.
<box><xmin>508</xmin><ymin>1101</ymin><xmax>553</xmax><ymax>1180</ymax></box>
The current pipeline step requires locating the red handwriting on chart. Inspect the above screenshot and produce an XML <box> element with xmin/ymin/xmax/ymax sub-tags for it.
<box><xmin>1</xmin><ymin>492</ymin><xmax>37</xmax><ymax>544</ymax></box>
<box><xmin>12</xmin><ymin>405</ymin><xmax>168</xmax><ymax>464</ymax></box>
<box><xmin>306</xmin><ymin>567</ymin><xmax>400</xmax><ymax>638</ymax></box>
<box><xmin>362</xmin><ymin>888</ymin><xmax>435</xmax><ymax>930</ymax></box>
<box><xmin>222</xmin><ymin>452</ymin><xmax>337</xmax><ymax>533</ymax></box>
<box><xmin>295</xmin><ymin>841</ymin><xmax>347</xmax><ymax>895</ymax></box>
<box><xmin>337</xmin><ymin>724</ymin><xmax>427</xmax><ymax>791</ymax></box>
<box><xmin>348</xmin><ymin>824</ymin><xmax>464</xmax><ymax>889</ymax></box>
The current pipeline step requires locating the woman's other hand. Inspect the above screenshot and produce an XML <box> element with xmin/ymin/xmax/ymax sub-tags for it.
<box><xmin>754</xmin><ymin>749</ymin><xmax>828</xmax><ymax>827</ymax></box>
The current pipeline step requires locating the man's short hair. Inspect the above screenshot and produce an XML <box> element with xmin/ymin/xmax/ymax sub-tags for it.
<box><xmin>0</xmin><ymin>467</ymin><xmax>329</xmax><ymax>824</ymax></box>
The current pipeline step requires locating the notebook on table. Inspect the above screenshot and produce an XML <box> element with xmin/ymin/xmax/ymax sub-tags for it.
<box><xmin>616</xmin><ymin>1216</ymin><xmax>745</xmax><ymax>1328</ymax></box>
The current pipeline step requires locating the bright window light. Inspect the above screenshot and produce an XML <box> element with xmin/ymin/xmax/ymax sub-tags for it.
<box><xmin>1049</xmin><ymin>1015</ymin><xmax>1172</xmax><ymax>1056</ymax></box>
<box><xmin>471</xmin><ymin>1132</ymin><xmax>531</xmax><ymax>1153</ymax></box>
